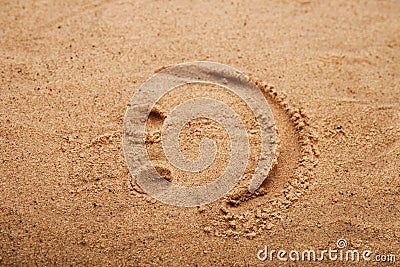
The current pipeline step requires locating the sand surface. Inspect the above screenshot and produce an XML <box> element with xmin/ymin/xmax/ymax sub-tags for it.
<box><xmin>0</xmin><ymin>0</ymin><xmax>399</xmax><ymax>266</ymax></box>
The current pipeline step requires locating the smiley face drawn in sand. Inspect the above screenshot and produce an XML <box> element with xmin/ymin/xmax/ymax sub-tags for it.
<box><xmin>123</xmin><ymin>61</ymin><xmax>276</xmax><ymax>207</ymax></box>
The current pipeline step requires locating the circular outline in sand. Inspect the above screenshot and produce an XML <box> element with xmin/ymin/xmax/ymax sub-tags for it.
<box><xmin>123</xmin><ymin>61</ymin><xmax>276</xmax><ymax>207</ymax></box>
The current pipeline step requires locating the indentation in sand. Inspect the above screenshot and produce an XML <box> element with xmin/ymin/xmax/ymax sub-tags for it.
<box><xmin>144</xmin><ymin>78</ymin><xmax>319</xmax><ymax>238</ymax></box>
<box><xmin>205</xmin><ymin>78</ymin><xmax>320</xmax><ymax>238</ymax></box>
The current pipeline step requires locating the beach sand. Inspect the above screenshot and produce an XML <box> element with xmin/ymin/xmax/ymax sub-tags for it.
<box><xmin>0</xmin><ymin>0</ymin><xmax>399</xmax><ymax>266</ymax></box>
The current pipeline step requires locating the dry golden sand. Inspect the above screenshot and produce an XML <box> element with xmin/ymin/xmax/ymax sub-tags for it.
<box><xmin>0</xmin><ymin>1</ymin><xmax>399</xmax><ymax>266</ymax></box>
